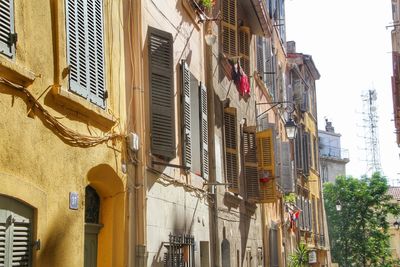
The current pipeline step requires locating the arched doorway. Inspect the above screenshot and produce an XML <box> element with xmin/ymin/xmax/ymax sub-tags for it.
<box><xmin>0</xmin><ymin>195</ymin><xmax>34</xmax><ymax>267</ymax></box>
<box><xmin>84</xmin><ymin>186</ymin><xmax>103</xmax><ymax>267</ymax></box>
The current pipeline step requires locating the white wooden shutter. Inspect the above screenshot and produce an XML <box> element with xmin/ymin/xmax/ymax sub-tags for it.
<box><xmin>200</xmin><ymin>83</ymin><xmax>209</xmax><ymax>180</ymax></box>
<box><xmin>149</xmin><ymin>27</ymin><xmax>176</xmax><ymax>159</ymax></box>
<box><xmin>281</xmin><ymin>141</ymin><xmax>294</xmax><ymax>193</ymax></box>
<box><xmin>66</xmin><ymin>0</ymin><xmax>106</xmax><ymax>108</ymax></box>
<box><xmin>0</xmin><ymin>210</ymin><xmax>6</xmax><ymax>266</ymax></box>
<box><xmin>87</xmin><ymin>0</ymin><xmax>106</xmax><ymax>108</ymax></box>
<box><xmin>66</xmin><ymin>0</ymin><xmax>89</xmax><ymax>98</ymax></box>
<box><xmin>181</xmin><ymin>61</ymin><xmax>192</xmax><ymax>168</ymax></box>
<box><xmin>0</xmin><ymin>196</ymin><xmax>33</xmax><ymax>267</ymax></box>
<box><xmin>0</xmin><ymin>0</ymin><xmax>15</xmax><ymax>58</ymax></box>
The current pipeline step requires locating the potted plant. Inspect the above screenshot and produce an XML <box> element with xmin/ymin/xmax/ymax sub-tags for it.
<box><xmin>197</xmin><ymin>0</ymin><xmax>215</xmax><ymax>12</ymax></box>
<box><xmin>288</xmin><ymin>243</ymin><xmax>309</xmax><ymax>267</ymax></box>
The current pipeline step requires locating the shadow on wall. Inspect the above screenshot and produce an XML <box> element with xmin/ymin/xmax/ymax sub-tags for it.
<box><xmin>221</xmin><ymin>226</ymin><xmax>231</xmax><ymax>267</ymax></box>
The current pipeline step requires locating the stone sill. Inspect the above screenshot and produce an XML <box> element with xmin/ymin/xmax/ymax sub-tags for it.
<box><xmin>51</xmin><ymin>85</ymin><xmax>116</xmax><ymax>128</ymax></box>
<box><xmin>0</xmin><ymin>56</ymin><xmax>36</xmax><ymax>86</ymax></box>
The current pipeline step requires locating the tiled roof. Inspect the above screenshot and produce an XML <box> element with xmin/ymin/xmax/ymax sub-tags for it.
<box><xmin>388</xmin><ymin>187</ymin><xmax>400</xmax><ymax>200</ymax></box>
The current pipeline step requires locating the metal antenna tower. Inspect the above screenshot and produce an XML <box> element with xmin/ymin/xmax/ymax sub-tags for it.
<box><xmin>361</xmin><ymin>89</ymin><xmax>382</xmax><ymax>175</ymax></box>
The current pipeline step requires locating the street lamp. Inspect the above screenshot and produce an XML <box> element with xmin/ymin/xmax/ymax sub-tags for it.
<box><xmin>336</xmin><ymin>200</ymin><xmax>342</xmax><ymax>211</ymax></box>
<box><xmin>256</xmin><ymin>101</ymin><xmax>297</xmax><ymax>139</ymax></box>
<box><xmin>394</xmin><ymin>220</ymin><xmax>399</xmax><ymax>230</ymax></box>
<box><xmin>284</xmin><ymin>118</ymin><xmax>297</xmax><ymax>140</ymax></box>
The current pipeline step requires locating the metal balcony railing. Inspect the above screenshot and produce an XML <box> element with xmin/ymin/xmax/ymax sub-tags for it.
<box><xmin>319</xmin><ymin>145</ymin><xmax>349</xmax><ymax>160</ymax></box>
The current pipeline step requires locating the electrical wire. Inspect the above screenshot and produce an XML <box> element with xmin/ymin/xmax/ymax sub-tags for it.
<box><xmin>0</xmin><ymin>77</ymin><xmax>124</xmax><ymax>147</ymax></box>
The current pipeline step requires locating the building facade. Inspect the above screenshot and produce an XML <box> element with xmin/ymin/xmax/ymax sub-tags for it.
<box><xmin>0</xmin><ymin>0</ymin><xmax>131</xmax><ymax>266</ymax></box>
<box><xmin>318</xmin><ymin>120</ymin><xmax>349</xmax><ymax>184</ymax></box>
<box><xmin>0</xmin><ymin>0</ymin><xmax>332</xmax><ymax>267</ymax></box>
<box><xmin>391</xmin><ymin>0</ymin><xmax>400</xmax><ymax>146</ymax></box>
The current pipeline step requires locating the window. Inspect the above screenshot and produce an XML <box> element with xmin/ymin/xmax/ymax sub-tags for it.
<box><xmin>0</xmin><ymin>0</ymin><xmax>16</xmax><ymax>58</ymax></box>
<box><xmin>221</xmin><ymin>0</ymin><xmax>237</xmax><ymax>58</ymax></box>
<box><xmin>243</xmin><ymin>126</ymin><xmax>259</xmax><ymax>201</ymax></box>
<box><xmin>0</xmin><ymin>195</ymin><xmax>33</xmax><ymax>267</ymax></box>
<box><xmin>181</xmin><ymin>61</ymin><xmax>209</xmax><ymax>179</ymax></box>
<box><xmin>66</xmin><ymin>0</ymin><xmax>106</xmax><ymax>108</ymax></box>
<box><xmin>163</xmin><ymin>234</ymin><xmax>195</xmax><ymax>267</ymax></box>
<box><xmin>224</xmin><ymin>107</ymin><xmax>239</xmax><ymax>192</ymax></box>
<box><xmin>256</xmin><ymin>36</ymin><xmax>276</xmax><ymax>99</ymax></box>
<box><xmin>257</xmin><ymin>128</ymin><xmax>277</xmax><ymax>203</ymax></box>
<box><xmin>239</xmin><ymin>27</ymin><xmax>250</xmax><ymax>75</ymax></box>
<box><xmin>148</xmin><ymin>27</ymin><xmax>175</xmax><ymax>159</ymax></box>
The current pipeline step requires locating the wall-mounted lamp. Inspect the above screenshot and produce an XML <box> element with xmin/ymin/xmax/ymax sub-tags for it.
<box><xmin>394</xmin><ymin>220</ymin><xmax>399</xmax><ymax>230</ymax></box>
<box><xmin>336</xmin><ymin>200</ymin><xmax>342</xmax><ymax>211</ymax></box>
<box><xmin>256</xmin><ymin>101</ymin><xmax>297</xmax><ymax>139</ymax></box>
<box><xmin>285</xmin><ymin>118</ymin><xmax>297</xmax><ymax>140</ymax></box>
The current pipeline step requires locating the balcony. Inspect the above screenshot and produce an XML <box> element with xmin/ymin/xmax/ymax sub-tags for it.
<box><xmin>319</xmin><ymin>145</ymin><xmax>349</xmax><ymax>162</ymax></box>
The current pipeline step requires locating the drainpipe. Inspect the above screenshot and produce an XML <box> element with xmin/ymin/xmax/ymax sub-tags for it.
<box><xmin>205</xmin><ymin>19</ymin><xmax>220</xmax><ymax>267</ymax></box>
<box><xmin>127</xmin><ymin>0</ymin><xmax>147</xmax><ymax>266</ymax></box>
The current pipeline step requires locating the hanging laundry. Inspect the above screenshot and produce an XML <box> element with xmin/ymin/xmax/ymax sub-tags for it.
<box><xmin>239</xmin><ymin>72</ymin><xmax>250</xmax><ymax>96</ymax></box>
<box><xmin>231</xmin><ymin>61</ymin><xmax>242</xmax><ymax>85</ymax></box>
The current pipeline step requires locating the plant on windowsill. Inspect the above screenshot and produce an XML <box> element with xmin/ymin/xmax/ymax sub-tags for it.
<box><xmin>284</xmin><ymin>193</ymin><xmax>296</xmax><ymax>204</ymax></box>
<box><xmin>191</xmin><ymin>0</ymin><xmax>215</xmax><ymax>13</ymax></box>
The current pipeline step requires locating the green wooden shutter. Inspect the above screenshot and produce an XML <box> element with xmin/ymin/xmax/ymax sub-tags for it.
<box><xmin>66</xmin><ymin>0</ymin><xmax>106</xmax><ymax>108</ymax></box>
<box><xmin>87</xmin><ymin>0</ymin><xmax>106</xmax><ymax>108</ymax></box>
<box><xmin>149</xmin><ymin>27</ymin><xmax>176</xmax><ymax>159</ymax></box>
<box><xmin>243</xmin><ymin>126</ymin><xmax>259</xmax><ymax>201</ymax></box>
<box><xmin>181</xmin><ymin>61</ymin><xmax>192</xmax><ymax>168</ymax></box>
<box><xmin>0</xmin><ymin>0</ymin><xmax>15</xmax><ymax>58</ymax></box>
<box><xmin>224</xmin><ymin>107</ymin><xmax>238</xmax><ymax>192</ymax></box>
<box><xmin>66</xmin><ymin>0</ymin><xmax>89</xmax><ymax>98</ymax></box>
<box><xmin>200</xmin><ymin>83</ymin><xmax>209</xmax><ymax>180</ymax></box>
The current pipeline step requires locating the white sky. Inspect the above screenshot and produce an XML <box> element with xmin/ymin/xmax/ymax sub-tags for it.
<box><xmin>285</xmin><ymin>0</ymin><xmax>400</xmax><ymax>183</ymax></box>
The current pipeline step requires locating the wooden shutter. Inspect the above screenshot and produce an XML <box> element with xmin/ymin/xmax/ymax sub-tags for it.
<box><xmin>0</xmin><ymin>196</ymin><xmax>33</xmax><ymax>267</ymax></box>
<box><xmin>257</xmin><ymin>128</ymin><xmax>276</xmax><ymax>203</ymax></box>
<box><xmin>149</xmin><ymin>27</ymin><xmax>176</xmax><ymax>159</ymax></box>
<box><xmin>281</xmin><ymin>141</ymin><xmax>294</xmax><ymax>193</ymax></box>
<box><xmin>269</xmin><ymin>227</ymin><xmax>279</xmax><ymax>267</ymax></box>
<box><xmin>303</xmin><ymin>132</ymin><xmax>310</xmax><ymax>176</ymax></box>
<box><xmin>221</xmin><ymin>0</ymin><xmax>237</xmax><ymax>58</ymax></box>
<box><xmin>243</xmin><ymin>126</ymin><xmax>259</xmax><ymax>201</ymax></box>
<box><xmin>256</xmin><ymin>36</ymin><xmax>264</xmax><ymax>79</ymax></box>
<box><xmin>66</xmin><ymin>0</ymin><xmax>106</xmax><ymax>108</ymax></box>
<box><xmin>239</xmin><ymin>26</ymin><xmax>250</xmax><ymax>75</ymax></box>
<box><xmin>224</xmin><ymin>107</ymin><xmax>239</xmax><ymax>192</ymax></box>
<box><xmin>0</xmin><ymin>0</ymin><xmax>15</xmax><ymax>58</ymax></box>
<box><xmin>274</xmin><ymin>136</ymin><xmax>282</xmax><ymax>187</ymax></box>
<box><xmin>66</xmin><ymin>0</ymin><xmax>89</xmax><ymax>98</ymax></box>
<box><xmin>87</xmin><ymin>0</ymin><xmax>106</xmax><ymax>108</ymax></box>
<box><xmin>181</xmin><ymin>61</ymin><xmax>192</xmax><ymax>168</ymax></box>
<box><xmin>200</xmin><ymin>82</ymin><xmax>209</xmax><ymax>180</ymax></box>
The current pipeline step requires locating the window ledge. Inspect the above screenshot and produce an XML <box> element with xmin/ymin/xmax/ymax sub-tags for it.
<box><xmin>224</xmin><ymin>191</ymin><xmax>242</xmax><ymax>207</ymax></box>
<box><xmin>51</xmin><ymin>85</ymin><xmax>116</xmax><ymax>128</ymax></box>
<box><xmin>0</xmin><ymin>56</ymin><xmax>36</xmax><ymax>86</ymax></box>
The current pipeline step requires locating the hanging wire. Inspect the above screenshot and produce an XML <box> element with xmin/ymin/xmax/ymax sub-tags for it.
<box><xmin>0</xmin><ymin>77</ymin><xmax>124</xmax><ymax>147</ymax></box>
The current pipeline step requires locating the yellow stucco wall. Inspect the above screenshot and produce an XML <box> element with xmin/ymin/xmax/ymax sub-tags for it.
<box><xmin>0</xmin><ymin>0</ymin><xmax>129</xmax><ymax>266</ymax></box>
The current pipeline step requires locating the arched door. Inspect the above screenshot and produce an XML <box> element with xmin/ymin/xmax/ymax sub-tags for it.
<box><xmin>84</xmin><ymin>186</ymin><xmax>102</xmax><ymax>267</ymax></box>
<box><xmin>0</xmin><ymin>195</ymin><xmax>33</xmax><ymax>267</ymax></box>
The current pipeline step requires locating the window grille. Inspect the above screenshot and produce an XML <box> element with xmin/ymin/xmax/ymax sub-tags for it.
<box><xmin>163</xmin><ymin>234</ymin><xmax>195</xmax><ymax>267</ymax></box>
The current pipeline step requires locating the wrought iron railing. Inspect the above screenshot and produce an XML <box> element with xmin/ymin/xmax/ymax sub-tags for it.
<box><xmin>164</xmin><ymin>234</ymin><xmax>195</xmax><ymax>267</ymax></box>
